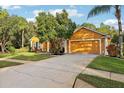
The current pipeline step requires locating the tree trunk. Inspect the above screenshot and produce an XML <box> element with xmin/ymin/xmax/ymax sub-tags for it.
<box><xmin>115</xmin><ymin>5</ymin><xmax>123</xmax><ymax>58</ymax></box>
<box><xmin>1</xmin><ymin>44</ymin><xmax>5</xmax><ymax>53</ymax></box>
<box><xmin>21</xmin><ymin>30</ymin><xmax>24</xmax><ymax>48</ymax></box>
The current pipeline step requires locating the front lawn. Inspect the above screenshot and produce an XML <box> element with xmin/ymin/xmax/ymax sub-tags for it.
<box><xmin>87</xmin><ymin>56</ymin><xmax>124</xmax><ymax>74</ymax></box>
<box><xmin>11</xmin><ymin>53</ymin><xmax>52</xmax><ymax>61</ymax></box>
<box><xmin>77</xmin><ymin>74</ymin><xmax>124</xmax><ymax>88</ymax></box>
<box><xmin>0</xmin><ymin>61</ymin><xmax>23</xmax><ymax>68</ymax></box>
<box><xmin>0</xmin><ymin>53</ymin><xmax>12</xmax><ymax>58</ymax></box>
<box><xmin>0</xmin><ymin>52</ymin><xmax>52</xmax><ymax>61</ymax></box>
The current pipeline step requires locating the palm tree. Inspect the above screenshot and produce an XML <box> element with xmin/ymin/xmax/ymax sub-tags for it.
<box><xmin>88</xmin><ymin>5</ymin><xmax>123</xmax><ymax>57</ymax></box>
<box><xmin>18</xmin><ymin>17</ymin><xmax>28</xmax><ymax>48</ymax></box>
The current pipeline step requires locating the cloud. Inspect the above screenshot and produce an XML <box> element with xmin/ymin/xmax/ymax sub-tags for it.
<box><xmin>66</xmin><ymin>9</ymin><xmax>83</xmax><ymax>17</ymax></box>
<box><xmin>31</xmin><ymin>8</ymin><xmax>84</xmax><ymax>23</ymax></box>
<box><xmin>33</xmin><ymin>10</ymin><xmax>44</xmax><ymax>16</ymax></box>
<box><xmin>26</xmin><ymin>18</ymin><xmax>35</xmax><ymax>22</ymax></box>
<box><xmin>48</xmin><ymin>9</ymin><xmax>63</xmax><ymax>16</ymax></box>
<box><xmin>69</xmin><ymin>5</ymin><xmax>76</xmax><ymax>9</ymax></box>
<box><xmin>104</xmin><ymin>19</ymin><xmax>123</xmax><ymax>25</ymax></box>
<box><xmin>12</xmin><ymin>6</ymin><xmax>21</xmax><ymax>9</ymax></box>
<box><xmin>1</xmin><ymin>5</ymin><xmax>11</xmax><ymax>9</ymax></box>
<box><xmin>32</xmin><ymin>8</ymin><xmax>84</xmax><ymax>18</ymax></box>
<box><xmin>104</xmin><ymin>19</ymin><xmax>124</xmax><ymax>30</ymax></box>
<box><xmin>33</xmin><ymin>9</ymin><xmax>62</xmax><ymax>17</ymax></box>
<box><xmin>1</xmin><ymin>5</ymin><xmax>21</xmax><ymax>10</ymax></box>
<box><xmin>104</xmin><ymin>19</ymin><xmax>118</xmax><ymax>25</ymax></box>
<box><xmin>49</xmin><ymin>9</ymin><xmax>83</xmax><ymax>17</ymax></box>
<box><xmin>49</xmin><ymin>9</ymin><xmax>84</xmax><ymax>17</ymax></box>
<box><xmin>122</xmin><ymin>25</ymin><xmax>124</xmax><ymax>30</ymax></box>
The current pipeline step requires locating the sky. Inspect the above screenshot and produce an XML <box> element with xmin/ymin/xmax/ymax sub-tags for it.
<box><xmin>1</xmin><ymin>5</ymin><xmax>124</xmax><ymax>29</ymax></box>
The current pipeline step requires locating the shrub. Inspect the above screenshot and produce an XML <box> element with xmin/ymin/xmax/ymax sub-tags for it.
<box><xmin>7</xmin><ymin>46</ymin><xmax>16</xmax><ymax>53</ymax></box>
<box><xmin>49</xmin><ymin>38</ymin><xmax>65</xmax><ymax>55</ymax></box>
<box><xmin>106</xmin><ymin>44</ymin><xmax>119</xmax><ymax>57</ymax></box>
<box><xmin>16</xmin><ymin>47</ymin><xmax>29</xmax><ymax>53</ymax></box>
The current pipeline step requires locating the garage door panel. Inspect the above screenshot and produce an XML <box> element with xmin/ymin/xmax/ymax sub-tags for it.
<box><xmin>70</xmin><ymin>40</ymin><xmax>100</xmax><ymax>54</ymax></box>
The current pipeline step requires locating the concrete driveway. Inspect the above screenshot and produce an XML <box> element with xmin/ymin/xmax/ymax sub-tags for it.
<box><xmin>0</xmin><ymin>54</ymin><xmax>97</xmax><ymax>88</ymax></box>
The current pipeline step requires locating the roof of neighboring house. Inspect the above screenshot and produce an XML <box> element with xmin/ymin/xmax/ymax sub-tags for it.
<box><xmin>73</xmin><ymin>26</ymin><xmax>110</xmax><ymax>37</ymax></box>
<box><xmin>30</xmin><ymin>36</ymin><xmax>39</xmax><ymax>42</ymax></box>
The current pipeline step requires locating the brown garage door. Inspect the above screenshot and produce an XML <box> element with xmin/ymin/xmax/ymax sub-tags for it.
<box><xmin>70</xmin><ymin>40</ymin><xmax>100</xmax><ymax>54</ymax></box>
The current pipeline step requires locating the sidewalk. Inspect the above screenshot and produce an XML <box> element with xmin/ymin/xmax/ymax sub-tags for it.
<box><xmin>74</xmin><ymin>79</ymin><xmax>95</xmax><ymax>88</ymax></box>
<box><xmin>73</xmin><ymin>67</ymin><xmax>124</xmax><ymax>88</ymax></box>
<box><xmin>82</xmin><ymin>68</ymin><xmax>124</xmax><ymax>83</ymax></box>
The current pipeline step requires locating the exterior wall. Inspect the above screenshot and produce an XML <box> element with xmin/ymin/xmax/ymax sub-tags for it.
<box><xmin>41</xmin><ymin>42</ymin><xmax>47</xmax><ymax>51</ymax></box>
<box><xmin>41</xmin><ymin>41</ymin><xmax>51</xmax><ymax>52</ymax></box>
<box><xmin>70</xmin><ymin>28</ymin><xmax>105</xmax><ymax>40</ymax></box>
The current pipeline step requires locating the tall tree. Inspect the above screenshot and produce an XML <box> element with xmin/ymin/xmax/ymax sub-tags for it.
<box><xmin>0</xmin><ymin>8</ymin><xmax>36</xmax><ymax>52</ymax></box>
<box><xmin>0</xmin><ymin>9</ymin><xmax>15</xmax><ymax>52</ymax></box>
<box><xmin>9</xmin><ymin>16</ymin><xmax>29</xmax><ymax>48</ymax></box>
<box><xmin>52</xmin><ymin>10</ymin><xmax>76</xmax><ymax>54</ymax></box>
<box><xmin>0</xmin><ymin>8</ymin><xmax>9</xmax><ymax>19</ymax></box>
<box><xmin>36</xmin><ymin>12</ymin><xmax>58</xmax><ymax>42</ymax></box>
<box><xmin>56</xmin><ymin>10</ymin><xmax>76</xmax><ymax>39</ymax></box>
<box><xmin>97</xmin><ymin>23</ymin><xmax>117</xmax><ymax>37</ymax></box>
<box><xmin>88</xmin><ymin>5</ymin><xmax>123</xmax><ymax>57</ymax></box>
<box><xmin>36</xmin><ymin>10</ymin><xmax>76</xmax><ymax>54</ymax></box>
<box><xmin>25</xmin><ymin>21</ymin><xmax>37</xmax><ymax>46</ymax></box>
<box><xmin>17</xmin><ymin>17</ymin><xmax>28</xmax><ymax>48</ymax></box>
<box><xmin>81</xmin><ymin>23</ymin><xmax>96</xmax><ymax>30</ymax></box>
<box><xmin>11</xmin><ymin>17</ymin><xmax>36</xmax><ymax>48</ymax></box>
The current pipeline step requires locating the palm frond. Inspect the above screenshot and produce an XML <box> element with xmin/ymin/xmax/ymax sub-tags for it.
<box><xmin>87</xmin><ymin>5</ymin><xmax>112</xmax><ymax>18</ymax></box>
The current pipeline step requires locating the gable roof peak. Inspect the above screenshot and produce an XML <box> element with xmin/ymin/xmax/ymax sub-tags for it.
<box><xmin>74</xmin><ymin>26</ymin><xmax>107</xmax><ymax>36</ymax></box>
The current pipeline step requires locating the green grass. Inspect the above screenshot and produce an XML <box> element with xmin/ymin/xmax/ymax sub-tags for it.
<box><xmin>77</xmin><ymin>74</ymin><xmax>124</xmax><ymax>88</ymax></box>
<box><xmin>87</xmin><ymin>56</ymin><xmax>124</xmax><ymax>74</ymax></box>
<box><xmin>0</xmin><ymin>53</ymin><xmax>12</xmax><ymax>58</ymax></box>
<box><xmin>0</xmin><ymin>52</ymin><xmax>38</xmax><ymax>58</ymax></box>
<box><xmin>11</xmin><ymin>53</ymin><xmax>52</xmax><ymax>61</ymax></box>
<box><xmin>0</xmin><ymin>61</ymin><xmax>23</xmax><ymax>68</ymax></box>
<box><xmin>0</xmin><ymin>52</ymin><xmax>52</xmax><ymax>61</ymax></box>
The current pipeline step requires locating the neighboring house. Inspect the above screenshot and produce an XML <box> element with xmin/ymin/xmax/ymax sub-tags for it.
<box><xmin>34</xmin><ymin>26</ymin><xmax>111</xmax><ymax>55</ymax></box>
<box><xmin>30</xmin><ymin>36</ymin><xmax>40</xmax><ymax>51</ymax></box>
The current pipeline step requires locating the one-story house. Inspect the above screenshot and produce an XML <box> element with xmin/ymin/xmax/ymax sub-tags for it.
<box><xmin>32</xmin><ymin>26</ymin><xmax>111</xmax><ymax>55</ymax></box>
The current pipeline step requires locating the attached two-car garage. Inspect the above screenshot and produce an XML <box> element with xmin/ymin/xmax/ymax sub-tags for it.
<box><xmin>66</xmin><ymin>26</ymin><xmax>111</xmax><ymax>55</ymax></box>
<box><xmin>70</xmin><ymin>40</ymin><xmax>100</xmax><ymax>54</ymax></box>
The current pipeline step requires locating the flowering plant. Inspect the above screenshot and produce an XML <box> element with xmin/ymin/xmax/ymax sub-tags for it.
<box><xmin>106</xmin><ymin>44</ymin><xmax>118</xmax><ymax>57</ymax></box>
